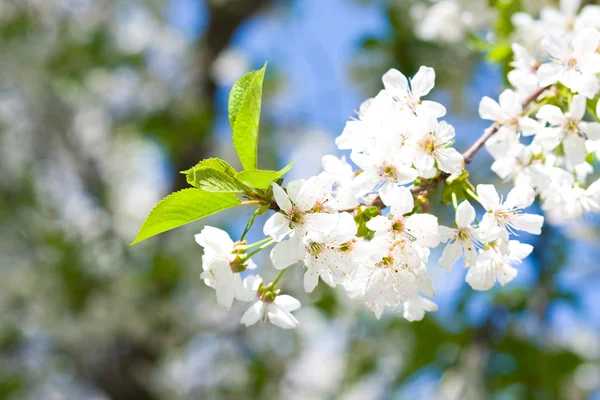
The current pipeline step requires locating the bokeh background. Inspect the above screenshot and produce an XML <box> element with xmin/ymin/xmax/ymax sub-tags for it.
<box><xmin>1</xmin><ymin>0</ymin><xmax>599</xmax><ymax>399</ymax></box>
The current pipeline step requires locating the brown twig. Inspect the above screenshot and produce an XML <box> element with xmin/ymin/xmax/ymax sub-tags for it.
<box><xmin>462</xmin><ymin>86</ymin><xmax>547</xmax><ymax>165</ymax></box>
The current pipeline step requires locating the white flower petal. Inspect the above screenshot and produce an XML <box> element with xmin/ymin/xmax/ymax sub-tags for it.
<box><xmin>479</xmin><ymin>96</ymin><xmax>506</xmax><ymax>121</ymax></box>
<box><xmin>303</xmin><ymin>266</ymin><xmax>320</xmax><ymax>293</ymax></box>
<box><xmin>270</xmin><ymin>238</ymin><xmax>305</xmax><ymax>270</ymax></box>
<box><xmin>285</xmin><ymin>180</ymin><xmax>304</xmax><ymax>203</ymax></box>
<box><xmin>263</xmin><ymin>212</ymin><xmax>290</xmax><ymax>242</ymax></box>
<box><xmin>438</xmin><ymin>225</ymin><xmax>456</xmax><ymax>242</ymax></box>
<box><xmin>406</xmin><ymin>213</ymin><xmax>440</xmax><ymax>248</ymax></box>
<box><xmin>534</xmin><ymin>127</ymin><xmax>563</xmax><ymax>151</ymax></box>
<box><xmin>435</xmin><ymin>120</ymin><xmax>455</xmax><ymax>142</ymax></box>
<box><xmin>508</xmin><ymin>240</ymin><xmax>534</xmax><ymax>259</ymax></box>
<box><xmin>536</xmin><ymin>63</ymin><xmax>562</xmax><ymax>87</ymax></box>
<box><xmin>439</xmin><ymin>241</ymin><xmax>462</xmax><ymax>270</ymax></box>
<box><xmin>476</xmin><ymin>184</ymin><xmax>501</xmax><ymax>210</ymax></box>
<box><xmin>195</xmin><ymin>226</ymin><xmax>234</xmax><ymax>256</ymax></box>
<box><xmin>382</xmin><ymin>68</ymin><xmax>409</xmax><ymax>94</ymax></box>
<box><xmin>498</xmin><ymin>89</ymin><xmax>522</xmax><ymax>116</ymax></box>
<box><xmin>479</xmin><ymin>212</ymin><xmax>502</xmax><ymax>242</ymax></box>
<box><xmin>456</xmin><ymin>200</ymin><xmax>476</xmax><ymax>228</ymax></box>
<box><xmin>435</xmin><ymin>147</ymin><xmax>464</xmax><ymax>175</ymax></box>
<box><xmin>497</xmin><ymin>264</ymin><xmax>518</xmax><ymax>286</ymax></box>
<box><xmin>274</xmin><ymin>294</ymin><xmax>301</xmax><ymax>312</ymax></box>
<box><xmin>510</xmin><ymin>213</ymin><xmax>544</xmax><ymax>235</ymax></box>
<box><xmin>413</xmin><ymin>149</ymin><xmax>435</xmax><ymax>172</ymax></box>
<box><xmin>411</xmin><ymin>66</ymin><xmax>436</xmax><ymax>98</ymax></box>
<box><xmin>271</xmin><ymin>183</ymin><xmax>292</xmax><ymax>211</ymax></box>
<box><xmin>573</xmin><ymin>27</ymin><xmax>600</xmax><ymax>55</ymax></box>
<box><xmin>563</xmin><ymin>134</ymin><xmax>588</xmax><ymax>165</ymax></box>
<box><xmin>581</xmin><ymin>122</ymin><xmax>600</xmax><ymax>141</ymax></box>
<box><xmin>417</xmin><ymin>100</ymin><xmax>446</xmax><ymax>118</ymax></box>
<box><xmin>536</xmin><ymin>64</ymin><xmax>561</xmax><ymax>86</ymax></box>
<box><xmin>570</xmin><ymin>95</ymin><xmax>587</xmax><ymax>121</ymax></box>
<box><xmin>366</xmin><ymin>215</ymin><xmax>391</xmax><ymax>232</ymax></box>
<box><xmin>403</xmin><ymin>297</ymin><xmax>437</xmax><ymax>322</ymax></box>
<box><xmin>212</xmin><ymin>265</ymin><xmax>236</xmax><ymax>310</ymax></box>
<box><xmin>388</xmin><ymin>185</ymin><xmax>415</xmax><ymax>215</ymax></box>
<box><xmin>505</xmin><ymin>185</ymin><xmax>536</xmax><ymax>209</ymax></box>
<box><xmin>413</xmin><ymin>265</ymin><xmax>434</xmax><ymax>297</ymax></box>
<box><xmin>305</xmin><ymin>212</ymin><xmax>340</xmax><ymax>235</ymax></box>
<box><xmin>466</xmin><ymin>261</ymin><xmax>496</xmax><ymax>291</ymax></box>
<box><xmin>240</xmin><ymin>301</ymin><xmax>264</xmax><ymax>327</ymax></box>
<box><xmin>296</xmin><ymin>176</ymin><xmax>327</xmax><ymax>211</ymax></box>
<box><xmin>462</xmin><ymin>242</ymin><xmax>478</xmax><ymax>267</ymax></box>
<box><xmin>267</xmin><ymin>304</ymin><xmax>299</xmax><ymax>329</ymax></box>
<box><xmin>518</xmin><ymin>117</ymin><xmax>540</xmax><ymax>136</ymax></box>
<box><xmin>537</xmin><ymin>105</ymin><xmax>565</xmax><ymax>126</ymax></box>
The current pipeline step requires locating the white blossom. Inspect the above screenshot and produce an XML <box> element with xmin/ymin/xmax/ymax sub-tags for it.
<box><xmin>237</xmin><ymin>275</ymin><xmax>301</xmax><ymax>329</ymax></box>
<box><xmin>195</xmin><ymin>226</ymin><xmax>256</xmax><ymax>310</ymax></box>
<box><xmin>477</xmin><ymin>184</ymin><xmax>544</xmax><ymax>242</ymax></box>
<box><xmin>382</xmin><ymin>66</ymin><xmax>446</xmax><ymax>119</ymax></box>
<box><xmin>263</xmin><ymin>177</ymin><xmax>338</xmax><ymax>241</ymax></box>
<box><xmin>402</xmin><ymin>296</ymin><xmax>438</xmax><ymax>322</ymax></box>
<box><xmin>466</xmin><ymin>240</ymin><xmax>533</xmax><ymax>291</ymax></box>
<box><xmin>479</xmin><ymin>89</ymin><xmax>540</xmax><ymax>136</ymax></box>
<box><xmin>536</xmin><ymin>27</ymin><xmax>600</xmax><ymax>98</ymax></box>
<box><xmin>351</xmin><ymin>148</ymin><xmax>418</xmax><ymax>206</ymax></box>
<box><xmin>270</xmin><ymin>212</ymin><xmax>358</xmax><ymax>293</ymax></box>
<box><xmin>335</xmin><ymin>90</ymin><xmax>398</xmax><ymax>154</ymax></box>
<box><xmin>438</xmin><ymin>200</ymin><xmax>481</xmax><ymax>270</ymax></box>
<box><xmin>508</xmin><ymin>44</ymin><xmax>541</xmax><ymax>98</ymax></box>
<box><xmin>411</xmin><ymin>120</ymin><xmax>464</xmax><ymax>175</ymax></box>
<box><xmin>367</xmin><ymin>186</ymin><xmax>440</xmax><ymax>254</ymax></box>
<box><xmin>536</xmin><ymin>95</ymin><xmax>600</xmax><ymax>165</ymax></box>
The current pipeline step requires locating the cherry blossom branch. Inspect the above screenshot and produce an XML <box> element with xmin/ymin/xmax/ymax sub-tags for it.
<box><xmin>462</xmin><ymin>86</ymin><xmax>547</xmax><ymax>165</ymax></box>
<box><xmin>402</xmin><ymin>86</ymin><xmax>548</xmax><ymax>200</ymax></box>
<box><xmin>269</xmin><ymin>86</ymin><xmax>549</xmax><ymax>213</ymax></box>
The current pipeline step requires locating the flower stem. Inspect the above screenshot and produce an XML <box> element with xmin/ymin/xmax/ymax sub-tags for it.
<box><xmin>466</xmin><ymin>188</ymin><xmax>481</xmax><ymax>204</ymax></box>
<box><xmin>451</xmin><ymin>192</ymin><xmax>458</xmax><ymax>210</ymax></box>
<box><xmin>246</xmin><ymin>238</ymin><xmax>276</xmax><ymax>257</ymax></box>
<box><xmin>240</xmin><ymin>210</ymin><xmax>258</xmax><ymax>240</ymax></box>
<box><xmin>272</xmin><ymin>268</ymin><xmax>286</xmax><ymax>287</ymax></box>
<box><xmin>245</xmin><ymin>236</ymin><xmax>274</xmax><ymax>251</ymax></box>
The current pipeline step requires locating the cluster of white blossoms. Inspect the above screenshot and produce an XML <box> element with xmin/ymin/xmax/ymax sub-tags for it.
<box><xmin>194</xmin><ymin>66</ymin><xmax>547</xmax><ymax>329</ymax></box>
<box><xmin>480</xmin><ymin>0</ymin><xmax>600</xmax><ymax>223</ymax></box>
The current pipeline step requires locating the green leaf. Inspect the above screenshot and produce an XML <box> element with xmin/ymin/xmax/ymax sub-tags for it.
<box><xmin>182</xmin><ymin>158</ymin><xmax>237</xmax><ymax>186</ymax></box>
<box><xmin>191</xmin><ymin>168</ymin><xmax>250</xmax><ymax>193</ymax></box>
<box><xmin>354</xmin><ymin>206</ymin><xmax>380</xmax><ymax>239</ymax></box>
<box><xmin>234</xmin><ymin>161</ymin><xmax>294</xmax><ymax>189</ymax></box>
<box><xmin>441</xmin><ymin>171</ymin><xmax>474</xmax><ymax>205</ymax></box>
<box><xmin>182</xmin><ymin>158</ymin><xmax>248</xmax><ymax>193</ymax></box>
<box><xmin>228</xmin><ymin>63</ymin><xmax>267</xmax><ymax>170</ymax></box>
<box><xmin>131</xmin><ymin>189</ymin><xmax>241</xmax><ymax>245</ymax></box>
